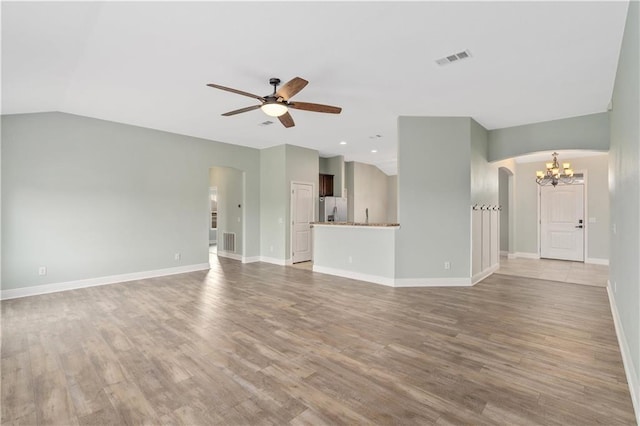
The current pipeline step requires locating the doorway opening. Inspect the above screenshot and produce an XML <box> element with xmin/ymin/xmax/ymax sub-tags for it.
<box><xmin>209</xmin><ymin>186</ymin><xmax>218</xmax><ymax>255</ymax></box>
<box><xmin>498</xmin><ymin>167</ymin><xmax>515</xmax><ymax>259</ymax></box>
<box><xmin>209</xmin><ymin>166</ymin><xmax>245</xmax><ymax>265</ymax></box>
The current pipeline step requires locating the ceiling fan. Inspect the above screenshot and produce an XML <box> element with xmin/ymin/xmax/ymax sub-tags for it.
<box><xmin>207</xmin><ymin>77</ymin><xmax>342</xmax><ymax>128</ymax></box>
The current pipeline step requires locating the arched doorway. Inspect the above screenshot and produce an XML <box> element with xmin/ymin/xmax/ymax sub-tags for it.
<box><xmin>498</xmin><ymin>166</ymin><xmax>515</xmax><ymax>259</ymax></box>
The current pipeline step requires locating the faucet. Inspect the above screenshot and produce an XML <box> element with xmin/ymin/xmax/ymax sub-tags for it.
<box><xmin>365</xmin><ymin>208</ymin><xmax>369</xmax><ymax>223</ymax></box>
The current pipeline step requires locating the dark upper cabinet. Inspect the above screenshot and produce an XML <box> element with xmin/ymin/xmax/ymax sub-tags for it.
<box><xmin>319</xmin><ymin>174</ymin><xmax>334</xmax><ymax>197</ymax></box>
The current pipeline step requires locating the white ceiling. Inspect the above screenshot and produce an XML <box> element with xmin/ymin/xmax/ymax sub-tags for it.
<box><xmin>1</xmin><ymin>1</ymin><xmax>629</xmax><ymax>175</ymax></box>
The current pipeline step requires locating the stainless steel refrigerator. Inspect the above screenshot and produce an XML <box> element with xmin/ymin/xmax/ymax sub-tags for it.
<box><xmin>319</xmin><ymin>196</ymin><xmax>347</xmax><ymax>222</ymax></box>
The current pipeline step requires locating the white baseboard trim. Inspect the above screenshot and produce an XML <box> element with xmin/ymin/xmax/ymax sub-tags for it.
<box><xmin>217</xmin><ymin>251</ymin><xmax>242</xmax><ymax>261</ymax></box>
<box><xmin>507</xmin><ymin>253</ymin><xmax>517</xmax><ymax>259</ymax></box>
<box><xmin>394</xmin><ymin>277</ymin><xmax>472</xmax><ymax>287</ymax></box>
<box><xmin>258</xmin><ymin>256</ymin><xmax>288</xmax><ymax>266</ymax></box>
<box><xmin>607</xmin><ymin>281</ymin><xmax>640</xmax><ymax>424</ymax></box>
<box><xmin>312</xmin><ymin>265</ymin><xmax>473</xmax><ymax>288</ymax></box>
<box><xmin>312</xmin><ymin>265</ymin><xmax>395</xmax><ymax>287</ymax></box>
<box><xmin>514</xmin><ymin>252</ymin><xmax>540</xmax><ymax>259</ymax></box>
<box><xmin>586</xmin><ymin>257</ymin><xmax>609</xmax><ymax>266</ymax></box>
<box><xmin>242</xmin><ymin>256</ymin><xmax>261</xmax><ymax>264</ymax></box>
<box><xmin>500</xmin><ymin>250</ymin><xmax>508</xmax><ymax>257</ymax></box>
<box><xmin>1</xmin><ymin>263</ymin><xmax>211</xmax><ymax>300</ymax></box>
<box><xmin>209</xmin><ymin>240</ymin><xmax>217</xmax><ymax>244</ymax></box>
<box><xmin>472</xmin><ymin>264</ymin><xmax>500</xmax><ymax>285</ymax></box>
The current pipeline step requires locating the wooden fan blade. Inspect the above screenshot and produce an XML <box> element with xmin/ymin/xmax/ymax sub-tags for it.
<box><xmin>276</xmin><ymin>77</ymin><xmax>308</xmax><ymax>100</ymax></box>
<box><xmin>207</xmin><ymin>83</ymin><xmax>265</xmax><ymax>101</ymax></box>
<box><xmin>221</xmin><ymin>104</ymin><xmax>262</xmax><ymax>116</ymax></box>
<box><xmin>289</xmin><ymin>101</ymin><xmax>342</xmax><ymax>114</ymax></box>
<box><xmin>278</xmin><ymin>111</ymin><xmax>295</xmax><ymax>128</ymax></box>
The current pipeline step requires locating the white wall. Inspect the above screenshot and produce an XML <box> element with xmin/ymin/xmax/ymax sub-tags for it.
<box><xmin>514</xmin><ymin>154</ymin><xmax>610</xmax><ymax>260</ymax></box>
<box><xmin>1</xmin><ymin>112</ymin><xmax>261</xmax><ymax>291</ymax></box>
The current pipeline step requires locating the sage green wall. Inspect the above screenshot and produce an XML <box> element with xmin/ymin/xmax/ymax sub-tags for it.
<box><xmin>609</xmin><ymin>0</ymin><xmax>640</xmax><ymax>398</ymax></box>
<box><xmin>499</xmin><ymin>169</ymin><xmax>510</xmax><ymax>252</ymax></box>
<box><xmin>1</xmin><ymin>112</ymin><xmax>261</xmax><ymax>290</ymax></box>
<box><xmin>488</xmin><ymin>112</ymin><xmax>610</xmax><ymax>162</ymax></box>
<box><xmin>395</xmin><ymin>117</ymin><xmax>472</xmax><ymax>279</ymax></box>
<box><xmin>319</xmin><ymin>155</ymin><xmax>344</xmax><ymax>197</ymax></box>
<box><xmin>387</xmin><ymin>175</ymin><xmax>398</xmax><ymax>223</ymax></box>
<box><xmin>210</xmin><ymin>167</ymin><xmax>244</xmax><ymax>254</ymax></box>
<box><xmin>471</xmin><ymin>119</ymin><xmax>499</xmax><ymax>206</ymax></box>
<box><xmin>515</xmin><ymin>154</ymin><xmax>610</xmax><ymax>260</ymax></box>
<box><xmin>284</xmin><ymin>144</ymin><xmax>319</xmax><ymax>259</ymax></box>
<box><xmin>259</xmin><ymin>145</ymin><xmax>287</xmax><ymax>260</ymax></box>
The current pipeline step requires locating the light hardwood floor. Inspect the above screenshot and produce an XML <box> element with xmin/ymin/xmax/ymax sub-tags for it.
<box><xmin>497</xmin><ymin>257</ymin><xmax>609</xmax><ymax>287</ymax></box>
<box><xmin>1</xmin><ymin>257</ymin><xmax>635</xmax><ymax>425</ymax></box>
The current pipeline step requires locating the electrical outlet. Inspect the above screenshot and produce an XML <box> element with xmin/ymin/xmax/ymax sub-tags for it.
<box><xmin>174</xmin><ymin>253</ymin><xmax>181</xmax><ymax>261</ymax></box>
<box><xmin>38</xmin><ymin>266</ymin><xmax>47</xmax><ymax>276</ymax></box>
<box><xmin>237</xmin><ymin>217</ymin><xmax>241</xmax><ymax>223</ymax></box>
<box><xmin>270</xmin><ymin>245</ymin><xmax>274</xmax><ymax>253</ymax></box>
<box><xmin>348</xmin><ymin>256</ymin><xmax>353</xmax><ymax>264</ymax></box>
<box><xmin>444</xmin><ymin>261</ymin><xmax>451</xmax><ymax>270</ymax></box>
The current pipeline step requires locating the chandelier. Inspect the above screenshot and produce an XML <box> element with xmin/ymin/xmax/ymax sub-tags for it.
<box><xmin>536</xmin><ymin>152</ymin><xmax>574</xmax><ymax>187</ymax></box>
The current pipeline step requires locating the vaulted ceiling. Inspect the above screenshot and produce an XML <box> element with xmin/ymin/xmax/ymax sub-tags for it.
<box><xmin>1</xmin><ymin>1</ymin><xmax>629</xmax><ymax>175</ymax></box>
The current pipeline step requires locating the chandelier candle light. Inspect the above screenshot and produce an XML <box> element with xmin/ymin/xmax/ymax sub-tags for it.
<box><xmin>536</xmin><ymin>152</ymin><xmax>574</xmax><ymax>187</ymax></box>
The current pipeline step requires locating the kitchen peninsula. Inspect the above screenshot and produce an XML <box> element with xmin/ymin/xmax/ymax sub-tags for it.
<box><xmin>311</xmin><ymin>222</ymin><xmax>400</xmax><ymax>286</ymax></box>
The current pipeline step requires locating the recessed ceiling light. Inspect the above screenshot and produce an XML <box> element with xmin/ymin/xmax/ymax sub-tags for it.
<box><xmin>339</xmin><ymin>141</ymin><xmax>347</xmax><ymax>145</ymax></box>
<box><xmin>371</xmin><ymin>149</ymin><xmax>378</xmax><ymax>153</ymax></box>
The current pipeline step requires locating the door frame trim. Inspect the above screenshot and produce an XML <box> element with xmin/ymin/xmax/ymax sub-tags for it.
<box><xmin>537</xmin><ymin>169</ymin><xmax>588</xmax><ymax>261</ymax></box>
<box><xmin>290</xmin><ymin>180</ymin><xmax>316</xmax><ymax>263</ymax></box>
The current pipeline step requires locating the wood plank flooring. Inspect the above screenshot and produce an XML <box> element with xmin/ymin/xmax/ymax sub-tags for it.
<box><xmin>497</xmin><ymin>257</ymin><xmax>609</xmax><ymax>287</ymax></box>
<box><xmin>1</xmin><ymin>257</ymin><xmax>635</xmax><ymax>425</ymax></box>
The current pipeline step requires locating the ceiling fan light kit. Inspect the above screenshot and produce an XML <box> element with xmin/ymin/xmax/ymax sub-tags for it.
<box><xmin>261</xmin><ymin>101</ymin><xmax>288</xmax><ymax>117</ymax></box>
<box><xmin>207</xmin><ymin>76</ymin><xmax>342</xmax><ymax>128</ymax></box>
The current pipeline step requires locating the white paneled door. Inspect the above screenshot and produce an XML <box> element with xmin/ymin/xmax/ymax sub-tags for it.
<box><xmin>292</xmin><ymin>182</ymin><xmax>313</xmax><ymax>263</ymax></box>
<box><xmin>540</xmin><ymin>184</ymin><xmax>585</xmax><ymax>261</ymax></box>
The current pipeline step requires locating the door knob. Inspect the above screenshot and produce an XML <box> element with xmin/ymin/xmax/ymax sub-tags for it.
<box><xmin>575</xmin><ymin>225</ymin><xmax>583</xmax><ymax>228</ymax></box>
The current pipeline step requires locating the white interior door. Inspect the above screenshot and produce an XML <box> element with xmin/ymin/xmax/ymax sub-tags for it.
<box><xmin>540</xmin><ymin>184</ymin><xmax>584</xmax><ymax>261</ymax></box>
<box><xmin>292</xmin><ymin>182</ymin><xmax>313</xmax><ymax>263</ymax></box>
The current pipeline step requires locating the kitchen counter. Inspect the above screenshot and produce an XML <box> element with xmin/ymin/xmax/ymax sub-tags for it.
<box><xmin>311</xmin><ymin>222</ymin><xmax>400</xmax><ymax>228</ymax></box>
<box><xmin>312</xmin><ymin>223</ymin><xmax>399</xmax><ymax>286</ymax></box>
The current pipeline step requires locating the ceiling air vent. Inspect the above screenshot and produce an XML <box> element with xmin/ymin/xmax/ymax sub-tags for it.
<box><xmin>436</xmin><ymin>49</ymin><xmax>472</xmax><ymax>66</ymax></box>
<box><xmin>259</xmin><ymin>120</ymin><xmax>274</xmax><ymax>126</ymax></box>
